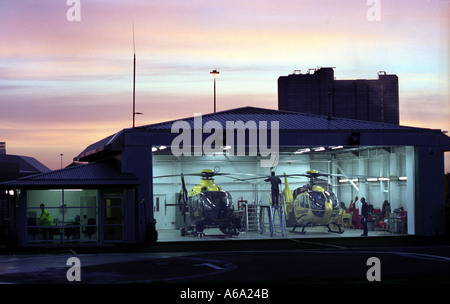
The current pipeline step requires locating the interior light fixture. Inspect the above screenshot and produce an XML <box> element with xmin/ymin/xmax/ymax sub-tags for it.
<box><xmin>295</xmin><ymin>148</ymin><xmax>311</xmax><ymax>154</ymax></box>
<box><xmin>339</xmin><ymin>178</ymin><xmax>358</xmax><ymax>183</ymax></box>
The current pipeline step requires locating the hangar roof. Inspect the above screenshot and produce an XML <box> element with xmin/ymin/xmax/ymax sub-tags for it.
<box><xmin>144</xmin><ymin>106</ymin><xmax>419</xmax><ymax>131</ymax></box>
<box><xmin>75</xmin><ymin>106</ymin><xmax>450</xmax><ymax>161</ymax></box>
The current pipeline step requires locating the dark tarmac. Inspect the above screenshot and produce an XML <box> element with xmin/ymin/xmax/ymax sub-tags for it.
<box><xmin>1</xmin><ymin>236</ymin><xmax>450</xmax><ymax>301</ymax></box>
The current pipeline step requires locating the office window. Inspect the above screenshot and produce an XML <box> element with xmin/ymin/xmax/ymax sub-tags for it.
<box><xmin>26</xmin><ymin>189</ymin><xmax>98</xmax><ymax>244</ymax></box>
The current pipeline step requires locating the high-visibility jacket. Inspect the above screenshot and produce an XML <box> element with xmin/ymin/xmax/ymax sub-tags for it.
<box><xmin>40</xmin><ymin>209</ymin><xmax>52</xmax><ymax>226</ymax></box>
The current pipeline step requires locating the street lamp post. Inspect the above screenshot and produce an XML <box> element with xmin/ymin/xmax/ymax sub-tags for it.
<box><xmin>210</xmin><ymin>69</ymin><xmax>220</xmax><ymax>113</ymax></box>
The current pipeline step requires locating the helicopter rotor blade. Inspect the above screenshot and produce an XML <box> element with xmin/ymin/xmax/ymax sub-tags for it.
<box><xmin>154</xmin><ymin>171</ymin><xmax>321</xmax><ymax>184</ymax></box>
<box><xmin>181</xmin><ymin>174</ymin><xmax>188</xmax><ymax>202</ymax></box>
<box><xmin>154</xmin><ymin>172</ymin><xmax>232</xmax><ymax>179</ymax></box>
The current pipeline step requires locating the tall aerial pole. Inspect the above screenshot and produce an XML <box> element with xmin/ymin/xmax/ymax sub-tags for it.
<box><xmin>132</xmin><ymin>23</ymin><xmax>136</xmax><ymax>128</ymax></box>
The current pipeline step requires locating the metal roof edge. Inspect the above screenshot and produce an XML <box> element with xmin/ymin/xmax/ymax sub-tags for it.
<box><xmin>73</xmin><ymin>106</ymin><xmax>448</xmax><ymax>160</ymax></box>
<box><xmin>0</xmin><ymin>159</ymin><xmax>139</xmax><ymax>188</ymax></box>
<box><xmin>75</xmin><ymin>131</ymin><xmax>125</xmax><ymax>161</ymax></box>
<box><xmin>142</xmin><ymin>106</ymin><xmax>429</xmax><ymax>131</ymax></box>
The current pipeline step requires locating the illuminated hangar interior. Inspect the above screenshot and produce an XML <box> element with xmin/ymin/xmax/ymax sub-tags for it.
<box><xmin>152</xmin><ymin>145</ymin><xmax>414</xmax><ymax>240</ymax></box>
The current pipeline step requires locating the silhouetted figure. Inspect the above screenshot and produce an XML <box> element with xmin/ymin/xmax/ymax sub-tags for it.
<box><xmin>265</xmin><ymin>172</ymin><xmax>282</xmax><ymax>206</ymax></box>
<box><xmin>381</xmin><ymin>200</ymin><xmax>391</xmax><ymax>218</ymax></box>
<box><xmin>360</xmin><ymin>197</ymin><xmax>368</xmax><ymax>236</ymax></box>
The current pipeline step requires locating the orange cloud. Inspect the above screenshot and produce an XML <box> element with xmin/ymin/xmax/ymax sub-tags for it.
<box><xmin>1</xmin><ymin>0</ymin><xmax>449</xmax><ymax>172</ymax></box>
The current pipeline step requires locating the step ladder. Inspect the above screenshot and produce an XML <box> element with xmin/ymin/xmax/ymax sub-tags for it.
<box><xmin>270</xmin><ymin>205</ymin><xmax>287</xmax><ymax>237</ymax></box>
<box><xmin>259</xmin><ymin>206</ymin><xmax>272</xmax><ymax>235</ymax></box>
<box><xmin>245</xmin><ymin>203</ymin><xmax>259</xmax><ymax>232</ymax></box>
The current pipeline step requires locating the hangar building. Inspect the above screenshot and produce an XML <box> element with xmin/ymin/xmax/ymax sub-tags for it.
<box><xmin>1</xmin><ymin>107</ymin><xmax>449</xmax><ymax>246</ymax></box>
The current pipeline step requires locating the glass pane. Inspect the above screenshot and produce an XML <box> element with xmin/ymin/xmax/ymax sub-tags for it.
<box><xmin>26</xmin><ymin>189</ymin><xmax>98</xmax><ymax>244</ymax></box>
<box><xmin>104</xmin><ymin>225</ymin><xmax>122</xmax><ymax>241</ymax></box>
<box><xmin>104</xmin><ymin>197</ymin><xmax>123</xmax><ymax>241</ymax></box>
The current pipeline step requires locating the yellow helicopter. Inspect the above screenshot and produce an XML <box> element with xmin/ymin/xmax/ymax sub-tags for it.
<box><xmin>281</xmin><ymin>170</ymin><xmax>343</xmax><ymax>234</ymax></box>
<box><xmin>156</xmin><ymin>169</ymin><xmax>241</xmax><ymax>237</ymax></box>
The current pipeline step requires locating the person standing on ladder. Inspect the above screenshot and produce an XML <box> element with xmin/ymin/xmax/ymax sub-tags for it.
<box><xmin>265</xmin><ymin>172</ymin><xmax>282</xmax><ymax>206</ymax></box>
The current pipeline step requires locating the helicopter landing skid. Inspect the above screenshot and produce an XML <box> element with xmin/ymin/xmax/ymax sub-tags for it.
<box><xmin>325</xmin><ymin>224</ymin><xmax>345</xmax><ymax>234</ymax></box>
<box><xmin>290</xmin><ymin>223</ymin><xmax>310</xmax><ymax>234</ymax></box>
<box><xmin>180</xmin><ymin>226</ymin><xmax>206</xmax><ymax>238</ymax></box>
<box><xmin>290</xmin><ymin>223</ymin><xmax>345</xmax><ymax>234</ymax></box>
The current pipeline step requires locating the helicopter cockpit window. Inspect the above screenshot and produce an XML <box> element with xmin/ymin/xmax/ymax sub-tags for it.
<box><xmin>193</xmin><ymin>196</ymin><xmax>200</xmax><ymax>209</ymax></box>
<box><xmin>199</xmin><ymin>191</ymin><xmax>232</xmax><ymax>208</ymax></box>
<box><xmin>309</xmin><ymin>191</ymin><xmax>326</xmax><ymax>209</ymax></box>
<box><xmin>324</xmin><ymin>191</ymin><xmax>340</xmax><ymax>210</ymax></box>
<box><xmin>301</xmin><ymin>195</ymin><xmax>309</xmax><ymax>208</ymax></box>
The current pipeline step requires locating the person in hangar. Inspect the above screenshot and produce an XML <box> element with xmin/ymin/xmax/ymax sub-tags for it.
<box><xmin>360</xmin><ymin>197</ymin><xmax>369</xmax><ymax>236</ymax></box>
<box><xmin>265</xmin><ymin>171</ymin><xmax>282</xmax><ymax>206</ymax></box>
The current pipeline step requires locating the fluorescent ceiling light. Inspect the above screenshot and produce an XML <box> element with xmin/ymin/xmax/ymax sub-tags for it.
<box><xmin>295</xmin><ymin>148</ymin><xmax>311</xmax><ymax>154</ymax></box>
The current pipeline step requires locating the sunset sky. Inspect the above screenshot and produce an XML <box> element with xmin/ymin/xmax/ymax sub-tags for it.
<box><xmin>1</xmin><ymin>0</ymin><xmax>449</xmax><ymax>171</ymax></box>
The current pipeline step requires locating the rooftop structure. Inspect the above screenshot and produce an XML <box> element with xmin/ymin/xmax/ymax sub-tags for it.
<box><xmin>278</xmin><ymin>68</ymin><xmax>399</xmax><ymax>124</ymax></box>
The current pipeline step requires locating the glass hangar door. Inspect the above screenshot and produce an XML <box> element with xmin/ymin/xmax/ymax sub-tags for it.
<box><xmin>103</xmin><ymin>190</ymin><xmax>125</xmax><ymax>242</ymax></box>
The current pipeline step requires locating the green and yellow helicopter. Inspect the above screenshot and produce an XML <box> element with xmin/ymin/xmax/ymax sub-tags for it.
<box><xmin>156</xmin><ymin>169</ymin><xmax>241</xmax><ymax>237</ymax></box>
<box><xmin>281</xmin><ymin>170</ymin><xmax>343</xmax><ymax>234</ymax></box>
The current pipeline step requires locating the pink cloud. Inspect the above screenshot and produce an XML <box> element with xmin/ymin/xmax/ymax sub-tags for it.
<box><xmin>0</xmin><ymin>0</ymin><xmax>448</xmax><ymax>172</ymax></box>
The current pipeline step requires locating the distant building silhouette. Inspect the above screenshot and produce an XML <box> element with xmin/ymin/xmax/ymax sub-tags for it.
<box><xmin>0</xmin><ymin>143</ymin><xmax>50</xmax><ymax>244</ymax></box>
<box><xmin>0</xmin><ymin>142</ymin><xmax>50</xmax><ymax>182</ymax></box>
<box><xmin>278</xmin><ymin>67</ymin><xmax>399</xmax><ymax>124</ymax></box>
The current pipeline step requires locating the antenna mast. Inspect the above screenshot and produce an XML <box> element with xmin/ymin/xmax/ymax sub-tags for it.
<box><xmin>132</xmin><ymin>23</ymin><xmax>136</xmax><ymax>128</ymax></box>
